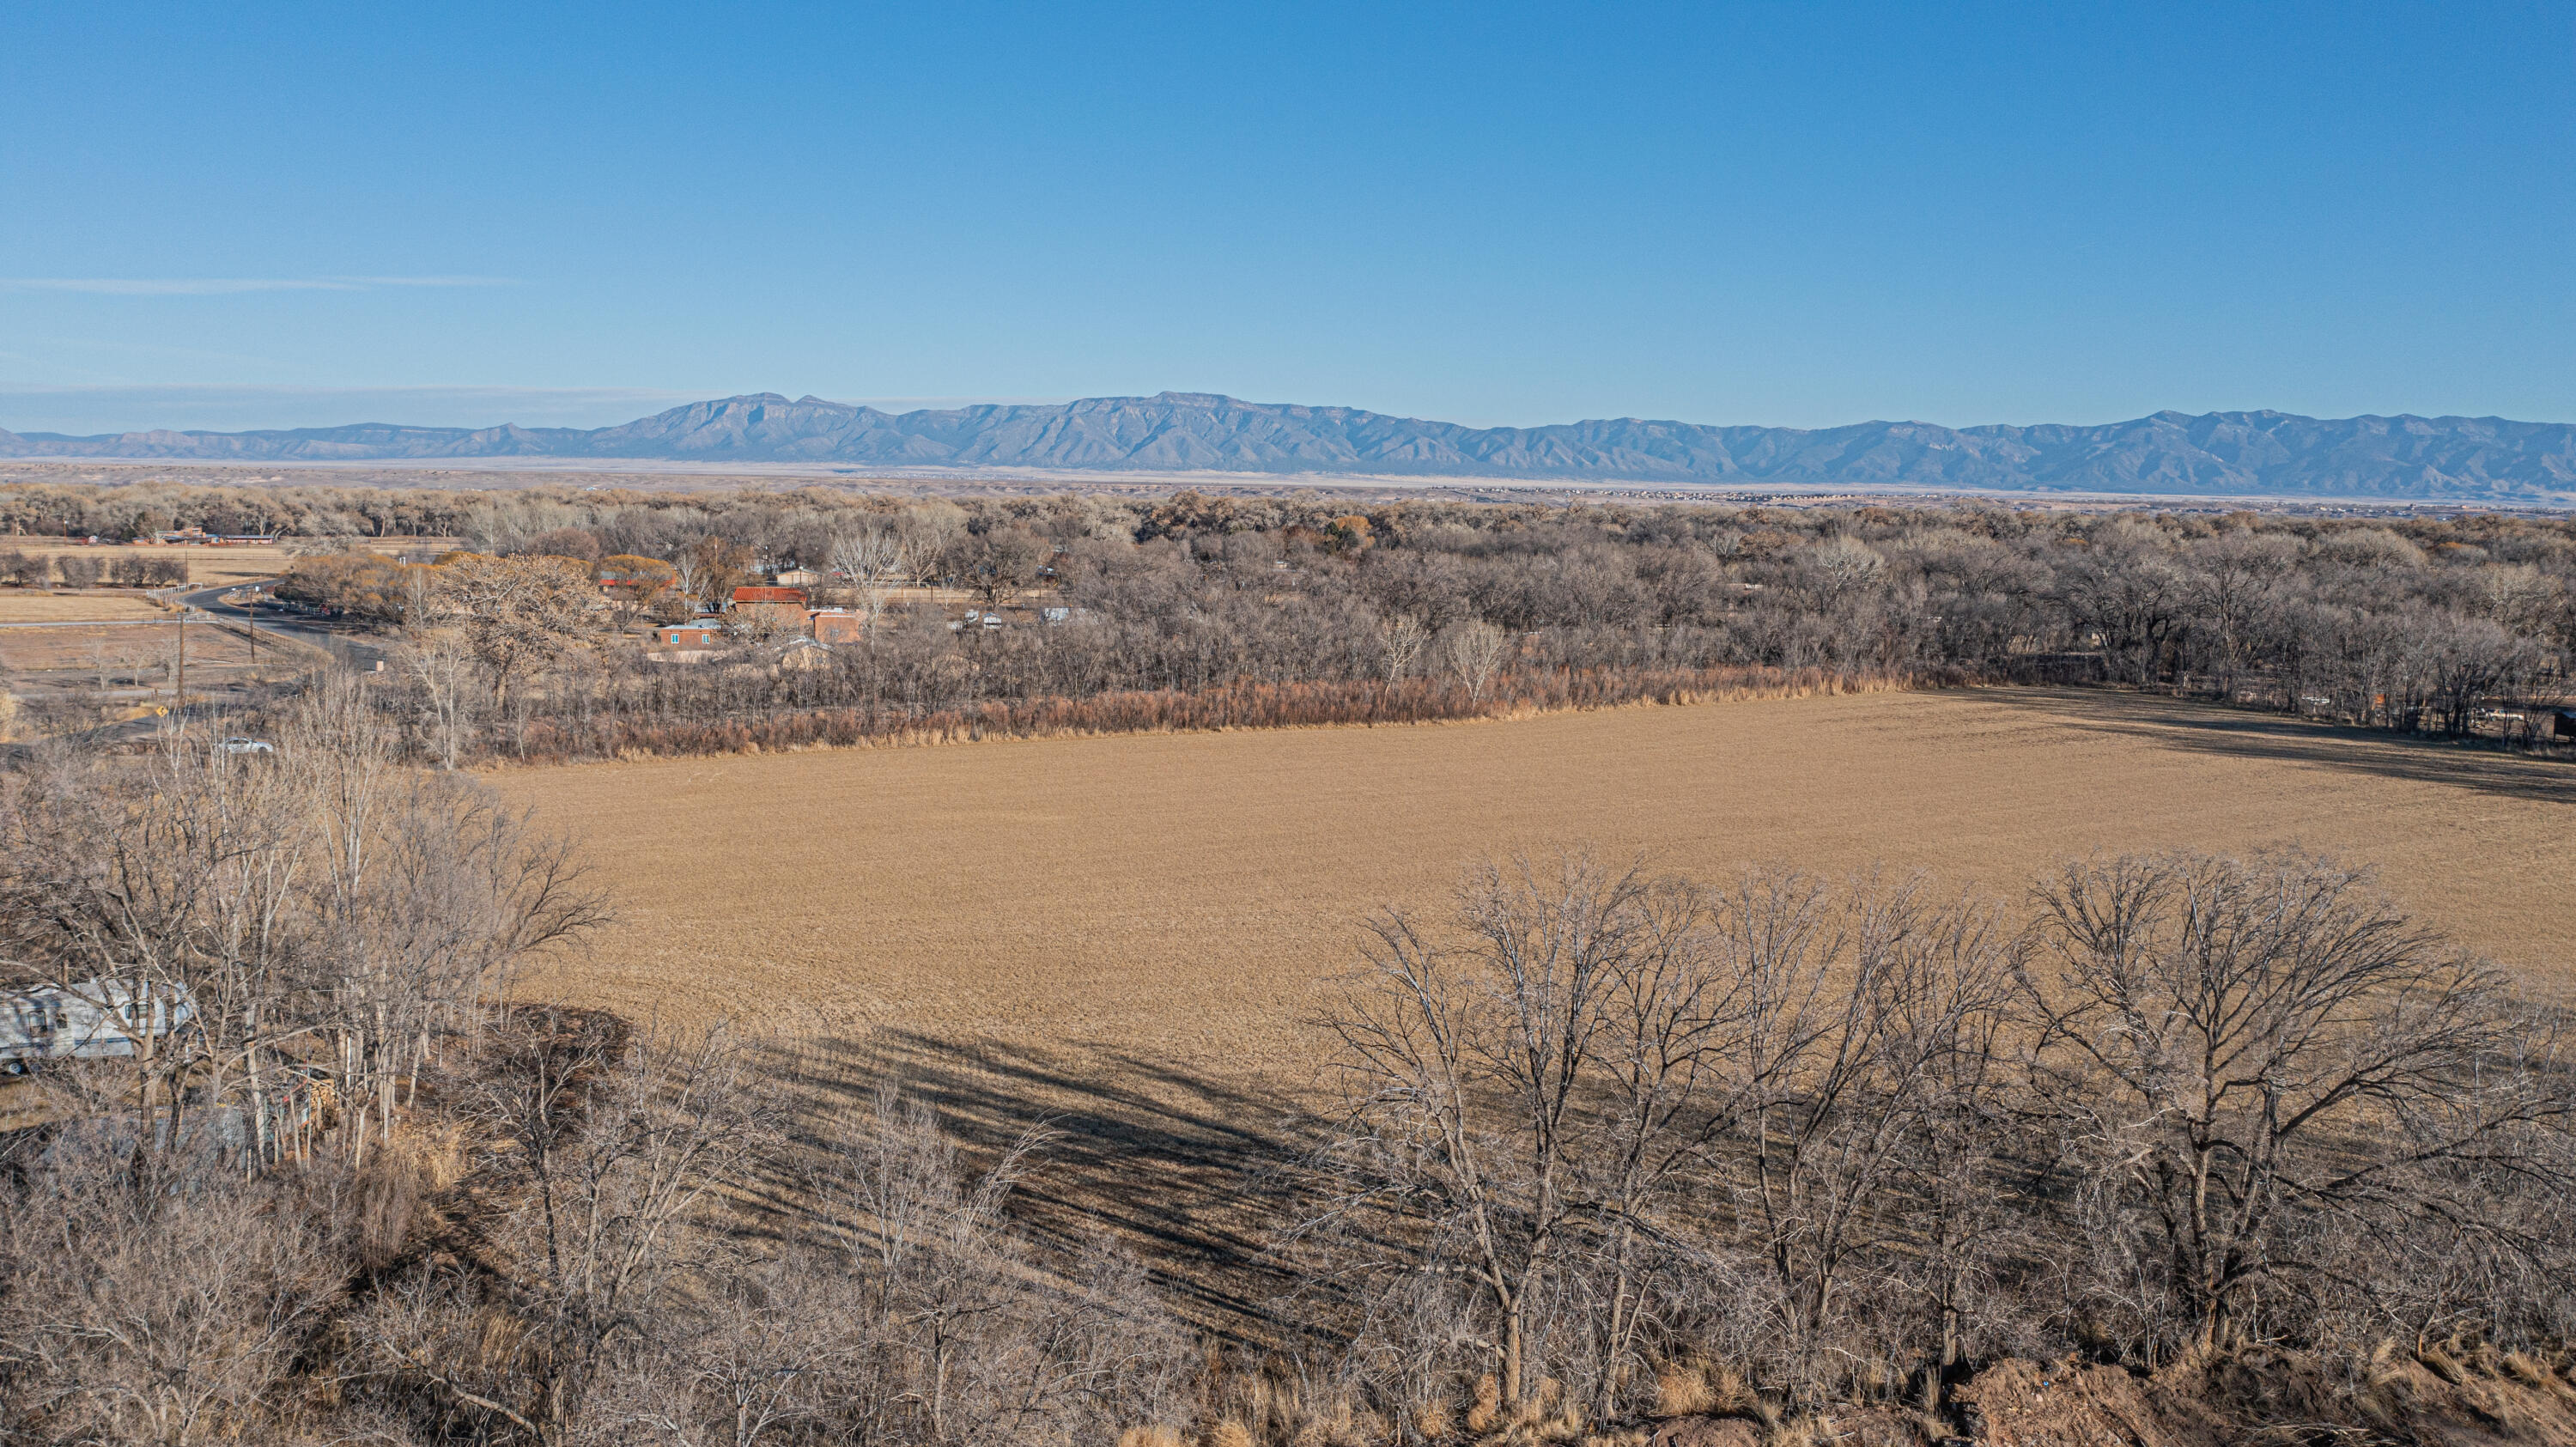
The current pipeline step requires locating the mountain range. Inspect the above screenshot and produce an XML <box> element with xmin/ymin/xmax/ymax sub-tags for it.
<box><xmin>7</xmin><ymin>392</ymin><xmax>2574</xmax><ymax>501</ymax></box>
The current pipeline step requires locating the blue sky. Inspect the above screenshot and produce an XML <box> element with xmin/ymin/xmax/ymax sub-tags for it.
<box><xmin>3</xmin><ymin>1</ymin><xmax>2570</xmax><ymax>435</ymax></box>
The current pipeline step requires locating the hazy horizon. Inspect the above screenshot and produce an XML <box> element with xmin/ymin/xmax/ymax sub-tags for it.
<box><xmin>7</xmin><ymin>385</ymin><xmax>2574</xmax><ymax>442</ymax></box>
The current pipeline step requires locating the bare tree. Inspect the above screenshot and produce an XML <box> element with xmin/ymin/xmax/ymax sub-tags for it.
<box><xmin>677</xmin><ymin>537</ymin><xmax>752</xmax><ymax>617</ymax></box>
<box><xmin>957</xmin><ymin>526</ymin><xmax>1049</xmax><ymax>610</ymax></box>
<box><xmin>1728</xmin><ymin>873</ymin><xmax>2020</xmax><ymax>1403</ymax></box>
<box><xmin>431</xmin><ymin>553</ymin><xmax>605</xmax><ymax>706</ymax></box>
<box><xmin>829</xmin><ymin>522</ymin><xmax>914</xmax><ymax>629</ymax></box>
<box><xmin>398</xmin><ymin>623</ymin><xmax>483</xmax><ymax>770</ymax></box>
<box><xmin>0</xmin><ymin>684</ymin><xmax>602</xmax><ymax>1176</ymax></box>
<box><xmin>1441</xmin><ymin>618</ymin><xmax>1510</xmax><ymax>702</ymax></box>
<box><xmin>2185</xmin><ymin>532</ymin><xmax>2298</xmax><ymax>699</ymax></box>
<box><xmin>1374</xmin><ymin>612</ymin><xmax>1429</xmax><ymax>686</ymax></box>
<box><xmin>55</xmin><ymin>553</ymin><xmax>103</xmax><ymax>589</ymax></box>
<box><xmin>1308</xmin><ymin>853</ymin><xmax>1779</xmax><ymax>1419</ymax></box>
<box><xmin>361</xmin><ymin>1019</ymin><xmax>776</xmax><ymax>1445</ymax></box>
<box><xmin>2020</xmin><ymin>849</ymin><xmax>2573</xmax><ymax>1357</ymax></box>
<box><xmin>896</xmin><ymin>502</ymin><xmax>969</xmax><ymax>587</ymax></box>
<box><xmin>0</xmin><ymin>1130</ymin><xmax>349</xmax><ymax>1446</ymax></box>
<box><xmin>797</xmin><ymin>1084</ymin><xmax>1190</xmax><ymax>1446</ymax></box>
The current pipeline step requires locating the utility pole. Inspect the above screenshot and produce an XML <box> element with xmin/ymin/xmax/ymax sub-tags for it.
<box><xmin>173</xmin><ymin>605</ymin><xmax>187</xmax><ymax>713</ymax></box>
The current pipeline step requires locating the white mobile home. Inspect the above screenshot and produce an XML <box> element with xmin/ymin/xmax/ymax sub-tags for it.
<box><xmin>1</xmin><ymin>978</ymin><xmax>197</xmax><ymax>1071</ymax></box>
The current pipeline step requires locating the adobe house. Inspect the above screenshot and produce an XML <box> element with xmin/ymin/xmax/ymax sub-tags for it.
<box><xmin>653</xmin><ymin>620</ymin><xmax>724</xmax><ymax>648</ymax></box>
<box><xmin>729</xmin><ymin>585</ymin><xmax>809</xmax><ymax>628</ymax></box>
<box><xmin>809</xmin><ymin>608</ymin><xmax>865</xmax><ymax>644</ymax></box>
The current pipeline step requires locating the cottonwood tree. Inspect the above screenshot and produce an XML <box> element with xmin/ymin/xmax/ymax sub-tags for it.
<box><xmin>829</xmin><ymin>523</ymin><xmax>914</xmax><ymax>629</ymax></box>
<box><xmin>0</xmin><ymin>682</ymin><xmax>603</xmax><ymax>1175</ymax></box>
<box><xmin>291</xmin><ymin>675</ymin><xmax>605</xmax><ymax>1166</ymax></box>
<box><xmin>2062</xmin><ymin>526</ymin><xmax>2190</xmax><ymax>685</ymax></box>
<box><xmin>676</xmin><ymin>537</ymin><xmax>752</xmax><ymax>615</ymax></box>
<box><xmin>432</xmin><ymin>552</ymin><xmax>605</xmax><ymax>705</ymax></box>
<box><xmin>897</xmin><ymin>502</ymin><xmax>969</xmax><ymax>586</ymax></box>
<box><xmin>955</xmin><ymin>526</ymin><xmax>1050</xmax><ymax>609</ymax></box>
<box><xmin>1727</xmin><ymin>874</ymin><xmax>2020</xmax><ymax>1402</ymax></box>
<box><xmin>0</xmin><ymin>733</ymin><xmax>304</xmax><ymax>1164</ymax></box>
<box><xmin>599</xmin><ymin>553</ymin><xmax>680</xmax><ymax>634</ymax></box>
<box><xmin>2184</xmin><ymin>532</ymin><xmax>2298</xmax><ymax>699</ymax></box>
<box><xmin>1308</xmin><ymin>853</ymin><xmax>1789</xmax><ymax>1419</ymax></box>
<box><xmin>398</xmin><ymin>623</ymin><xmax>483</xmax><ymax>769</ymax></box>
<box><xmin>1442</xmin><ymin>618</ymin><xmax>1510</xmax><ymax>701</ymax></box>
<box><xmin>2020</xmin><ymin>850</ymin><xmax>2573</xmax><ymax>1357</ymax></box>
<box><xmin>1374</xmin><ymin>611</ymin><xmax>1429</xmax><ymax>685</ymax></box>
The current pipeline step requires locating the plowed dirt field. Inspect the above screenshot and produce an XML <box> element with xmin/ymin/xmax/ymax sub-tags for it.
<box><xmin>492</xmin><ymin>689</ymin><xmax>2574</xmax><ymax>1287</ymax></box>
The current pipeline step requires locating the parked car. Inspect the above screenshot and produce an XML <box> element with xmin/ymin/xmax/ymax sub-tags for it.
<box><xmin>220</xmin><ymin>737</ymin><xmax>276</xmax><ymax>755</ymax></box>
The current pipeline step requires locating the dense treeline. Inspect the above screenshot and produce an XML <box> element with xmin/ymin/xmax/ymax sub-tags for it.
<box><xmin>417</xmin><ymin>490</ymin><xmax>2574</xmax><ymax>762</ymax></box>
<box><xmin>3</xmin><ymin>734</ymin><xmax>2573</xmax><ymax>1444</ymax></box>
<box><xmin>9</xmin><ymin>479</ymin><xmax>2575</xmax><ymax>759</ymax></box>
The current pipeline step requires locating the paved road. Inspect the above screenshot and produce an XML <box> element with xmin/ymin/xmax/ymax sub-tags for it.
<box><xmin>167</xmin><ymin>579</ymin><xmax>388</xmax><ymax>671</ymax></box>
<box><xmin>0</xmin><ymin>582</ymin><xmax>385</xmax><ymax>760</ymax></box>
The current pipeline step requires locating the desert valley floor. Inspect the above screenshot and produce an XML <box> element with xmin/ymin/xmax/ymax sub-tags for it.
<box><xmin>495</xmin><ymin>688</ymin><xmax>2575</xmax><ymax>1307</ymax></box>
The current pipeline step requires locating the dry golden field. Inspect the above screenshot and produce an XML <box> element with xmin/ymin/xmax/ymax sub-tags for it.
<box><xmin>490</xmin><ymin>688</ymin><xmax>2575</xmax><ymax>1286</ymax></box>
<box><xmin>0</xmin><ymin>538</ymin><xmax>422</xmax><ymax>590</ymax></box>
<box><xmin>0</xmin><ymin>618</ymin><xmax>269</xmax><ymax>675</ymax></box>
<box><xmin>0</xmin><ymin>591</ymin><xmax>172</xmax><ymax>623</ymax></box>
<box><xmin>0</xmin><ymin>540</ymin><xmax>292</xmax><ymax>587</ymax></box>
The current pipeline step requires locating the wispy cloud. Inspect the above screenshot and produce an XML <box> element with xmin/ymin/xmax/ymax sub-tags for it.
<box><xmin>0</xmin><ymin>384</ymin><xmax>703</xmax><ymax>435</ymax></box>
<box><xmin>0</xmin><ymin>276</ymin><xmax>518</xmax><ymax>295</ymax></box>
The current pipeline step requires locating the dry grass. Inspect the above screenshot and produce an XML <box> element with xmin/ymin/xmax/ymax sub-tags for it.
<box><xmin>0</xmin><ymin>538</ymin><xmax>421</xmax><ymax>589</ymax></box>
<box><xmin>489</xmin><ymin>688</ymin><xmax>2576</xmax><ymax>1319</ymax></box>
<box><xmin>0</xmin><ymin>591</ymin><xmax>172</xmax><ymax>623</ymax></box>
<box><xmin>0</xmin><ymin>539</ymin><xmax>296</xmax><ymax>587</ymax></box>
<box><xmin>0</xmin><ymin>619</ymin><xmax>271</xmax><ymax>673</ymax></box>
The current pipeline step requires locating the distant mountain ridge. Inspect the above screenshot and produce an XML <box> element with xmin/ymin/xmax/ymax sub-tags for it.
<box><xmin>6</xmin><ymin>392</ymin><xmax>2573</xmax><ymax>501</ymax></box>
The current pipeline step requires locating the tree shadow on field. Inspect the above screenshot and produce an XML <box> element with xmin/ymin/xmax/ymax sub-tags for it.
<box><xmin>740</xmin><ymin>1026</ymin><xmax>1330</xmax><ymax>1341</ymax></box>
<box><xmin>1982</xmin><ymin>687</ymin><xmax>2576</xmax><ymax>806</ymax></box>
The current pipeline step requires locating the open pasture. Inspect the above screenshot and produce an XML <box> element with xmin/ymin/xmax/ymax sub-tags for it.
<box><xmin>0</xmin><ymin>619</ymin><xmax>268</xmax><ymax>676</ymax></box>
<box><xmin>490</xmin><ymin>690</ymin><xmax>2576</xmax><ymax>1285</ymax></box>
<box><xmin>0</xmin><ymin>539</ymin><xmax>275</xmax><ymax>587</ymax></box>
<box><xmin>0</xmin><ymin>537</ymin><xmax>422</xmax><ymax>590</ymax></box>
<box><xmin>0</xmin><ymin>591</ymin><xmax>171</xmax><ymax>623</ymax></box>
